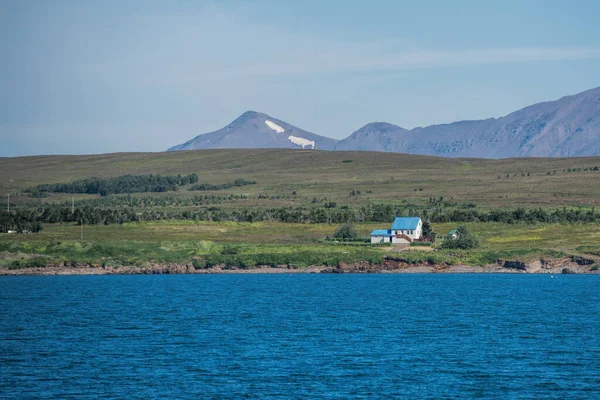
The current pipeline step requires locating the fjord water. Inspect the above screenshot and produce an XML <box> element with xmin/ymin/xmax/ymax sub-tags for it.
<box><xmin>1</xmin><ymin>275</ymin><xmax>599</xmax><ymax>399</ymax></box>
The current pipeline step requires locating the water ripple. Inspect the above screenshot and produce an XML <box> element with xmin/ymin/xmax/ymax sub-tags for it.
<box><xmin>1</xmin><ymin>274</ymin><xmax>599</xmax><ymax>399</ymax></box>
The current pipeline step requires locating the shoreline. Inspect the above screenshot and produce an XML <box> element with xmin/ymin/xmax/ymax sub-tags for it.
<box><xmin>2</xmin><ymin>258</ymin><xmax>598</xmax><ymax>276</ymax></box>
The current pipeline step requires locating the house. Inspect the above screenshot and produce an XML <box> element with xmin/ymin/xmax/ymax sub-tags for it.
<box><xmin>370</xmin><ymin>217</ymin><xmax>423</xmax><ymax>244</ymax></box>
<box><xmin>391</xmin><ymin>217</ymin><xmax>422</xmax><ymax>241</ymax></box>
<box><xmin>448</xmin><ymin>229</ymin><xmax>460</xmax><ymax>239</ymax></box>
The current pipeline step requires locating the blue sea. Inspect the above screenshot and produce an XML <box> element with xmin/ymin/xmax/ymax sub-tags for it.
<box><xmin>1</xmin><ymin>274</ymin><xmax>599</xmax><ymax>399</ymax></box>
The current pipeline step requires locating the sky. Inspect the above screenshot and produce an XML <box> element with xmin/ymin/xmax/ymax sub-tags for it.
<box><xmin>1</xmin><ymin>0</ymin><xmax>600</xmax><ymax>157</ymax></box>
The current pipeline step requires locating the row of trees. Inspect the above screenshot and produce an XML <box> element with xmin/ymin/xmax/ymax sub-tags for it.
<box><xmin>429</xmin><ymin>207</ymin><xmax>600</xmax><ymax>224</ymax></box>
<box><xmin>2</xmin><ymin>203</ymin><xmax>600</xmax><ymax>232</ymax></box>
<box><xmin>24</xmin><ymin>173</ymin><xmax>199</xmax><ymax>197</ymax></box>
<box><xmin>62</xmin><ymin>194</ymin><xmax>250</xmax><ymax>208</ymax></box>
<box><xmin>189</xmin><ymin>179</ymin><xmax>256</xmax><ymax>191</ymax></box>
<box><xmin>37</xmin><ymin>192</ymin><xmax>294</xmax><ymax>209</ymax></box>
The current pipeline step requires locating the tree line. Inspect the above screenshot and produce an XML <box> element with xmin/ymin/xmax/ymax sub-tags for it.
<box><xmin>189</xmin><ymin>178</ymin><xmax>256</xmax><ymax>191</ymax></box>
<box><xmin>0</xmin><ymin>210</ymin><xmax>44</xmax><ymax>233</ymax></box>
<box><xmin>24</xmin><ymin>173</ymin><xmax>199</xmax><ymax>197</ymax></box>
<box><xmin>2</xmin><ymin>203</ymin><xmax>599</xmax><ymax>232</ymax></box>
<box><xmin>3</xmin><ymin>192</ymin><xmax>299</xmax><ymax>213</ymax></box>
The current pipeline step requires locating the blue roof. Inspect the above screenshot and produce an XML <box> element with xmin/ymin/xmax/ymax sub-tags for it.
<box><xmin>391</xmin><ymin>217</ymin><xmax>421</xmax><ymax>230</ymax></box>
<box><xmin>370</xmin><ymin>229</ymin><xmax>393</xmax><ymax>237</ymax></box>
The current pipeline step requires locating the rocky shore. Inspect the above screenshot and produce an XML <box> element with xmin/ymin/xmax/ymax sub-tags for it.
<box><xmin>1</xmin><ymin>257</ymin><xmax>598</xmax><ymax>276</ymax></box>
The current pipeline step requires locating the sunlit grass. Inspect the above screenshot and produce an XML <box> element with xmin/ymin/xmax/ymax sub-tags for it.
<box><xmin>2</xmin><ymin>220</ymin><xmax>600</xmax><ymax>269</ymax></box>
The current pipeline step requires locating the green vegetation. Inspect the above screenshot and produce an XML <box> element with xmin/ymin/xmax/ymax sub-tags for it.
<box><xmin>189</xmin><ymin>178</ymin><xmax>256</xmax><ymax>191</ymax></box>
<box><xmin>0</xmin><ymin>239</ymin><xmax>383</xmax><ymax>270</ymax></box>
<box><xmin>2</xmin><ymin>202</ymin><xmax>600</xmax><ymax>233</ymax></box>
<box><xmin>4</xmin><ymin>149</ymin><xmax>600</xmax><ymax>209</ymax></box>
<box><xmin>2</xmin><ymin>149</ymin><xmax>600</xmax><ymax>270</ymax></box>
<box><xmin>410</xmin><ymin>241</ymin><xmax>432</xmax><ymax>247</ymax></box>
<box><xmin>440</xmin><ymin>226</ymin><xmax>480</xmax><ymax>250</ymax></box>
<box><xmin>1</xmin><ymin>220</ymin><xmax>599</xmax><ymax>270</ymax></box>
<box><xmin>0</xmin><ymin>233</ymin><xmax>577</xmax><ymax>271</ymax></box>
<box><xmin>24</xmin><ymin>173</ymin><xmax>198</xmax><ymax>197</ymax></box>
<box><xmin>333</xmin><ymin>222</ymin><xmax>358</xmax><ymax>241</ymax></box>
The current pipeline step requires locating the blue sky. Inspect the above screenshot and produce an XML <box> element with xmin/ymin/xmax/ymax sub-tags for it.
<box><xmin>1</xmin><ymin>0</ymin><xmax>600</xmax><ymax>156</ymax></box>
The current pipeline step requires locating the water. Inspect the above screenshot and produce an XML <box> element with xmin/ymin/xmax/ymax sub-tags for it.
<box><xmin>1</xmin><ymin>274</ymin><xmax>599</xmax><ymax>399</ymax></box>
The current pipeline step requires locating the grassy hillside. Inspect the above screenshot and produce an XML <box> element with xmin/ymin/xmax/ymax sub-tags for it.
<box><xmin>2</xmin><ymin>149</ymin><xmax>600</xmax><ymax>208</ymax></box>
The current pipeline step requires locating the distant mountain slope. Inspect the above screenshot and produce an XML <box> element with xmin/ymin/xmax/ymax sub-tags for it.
<box><xmin>335</xmin><ymin>86</ymin><xmax>600</xmax><ymax>158</ymax></box>
<box><xmin>168</xmin><ymin>87</ymin><xmax>600</xmax><ymax>158</ymax></box>
<box><xmin>167</xmin><ymin>111</ymin><xmax>337</xmax><ymax>151</ymax></box>
<box><xmin>334</xmin><ymin>122</ymin><xmax>410</xmax><ymax>152</ymax></box>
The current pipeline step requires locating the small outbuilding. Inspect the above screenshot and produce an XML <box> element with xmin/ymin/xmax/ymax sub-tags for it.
<box><xmin>448</xmin><ymin>229</ymin><xmax>460</xmax><ymax>239</ymax></box>
<box><xmin>370</xmin><ymin>229</ymin><xmax>394</xmax><ymax>243</ymax></box>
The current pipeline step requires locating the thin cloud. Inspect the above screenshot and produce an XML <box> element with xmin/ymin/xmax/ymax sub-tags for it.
<box><xmin>215</xmin><ymin>47</ymin><xmax>600</xmax><ymax>78</ymax></box>
<box><xmin>82</xmin><ymin>45</ymin><xmax>600</xmax><ymax>88</ymax></box>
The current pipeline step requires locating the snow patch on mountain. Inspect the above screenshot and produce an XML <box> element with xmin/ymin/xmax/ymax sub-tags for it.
<box><xmin>265</xmin><ymin>120</ymin><xmax>285</xmax><ymax>133</ymax></box>
<box><xmin>288</xmin><ymin>135</ymin><xmax>315</xmax><ymax>149</ymax></box>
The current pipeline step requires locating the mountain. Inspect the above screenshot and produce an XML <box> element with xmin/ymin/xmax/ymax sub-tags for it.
<box><xmin>168</xmin><ymin>87</ymin><xmax>600</xmax><ymax>158</ymax></box>
<box><xmin>167</xmin><ymin>111</ymin><xmax>337</xmax><ymax>151</ymax></box>
<box><xmin>334</xmin><ymin>122</ymin><xmax>410</xmax><ymax>152</ymax></box>
<box><xmin>334</xmin><ymin>86</ymin><xmax>600</xmax><ymax>158</ymax></box>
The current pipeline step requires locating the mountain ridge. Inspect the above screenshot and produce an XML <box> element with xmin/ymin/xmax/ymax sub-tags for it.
<box><xmin>168</xmin><ymin>86</ymin><xmax>600</xmax><ymax>158</ymax></box>
<box><xmin>167</xmin><ymin>111</ymin><xmax>337</xmax><ymax>151</ymax></box>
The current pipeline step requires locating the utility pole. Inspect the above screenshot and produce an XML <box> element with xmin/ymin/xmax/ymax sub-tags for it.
<box><xmin>80</xmin><ymin>220</ymin><xmax>83</xmax><ymax>242</ymax></box>
<box><xmin>7</xmin><ymin>193</ymin><xmax>9</xmax><ymax>212</ymax></box>
<box><xmin>72</xmin><ymin>195</ymin><xmax>75</xmax><ymax>215</ymax></box>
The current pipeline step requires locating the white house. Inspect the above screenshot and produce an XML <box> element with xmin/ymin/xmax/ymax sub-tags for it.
<box><xmin>370</xmin><ymin>217</ymin><xmax>423</xmax><ymax>244</ymax></box>
<box><xmin>391</xmin><ymin>217</ymin><xmax>422</xmax><ymax>240</ymax></box>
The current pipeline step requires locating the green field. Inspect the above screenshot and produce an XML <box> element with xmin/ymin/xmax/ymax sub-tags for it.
<box><xmin>2</xmin><ymin>149</ymin><xmax>600</xmax><ymax>270</ymax></box>
<box><xmin>2</xmin><ymin>220</ymin><xmax>599</xmax><ymax>251</ymax></box>
<box><xmin>1</xmin><ymin>220</ymin><xmax>599</xmax><ymax>269</ymax></box>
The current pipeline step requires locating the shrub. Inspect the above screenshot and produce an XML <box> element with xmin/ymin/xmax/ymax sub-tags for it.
<box><xmin>221</xmin><ymin>245</ymin><xmax>241</xmax><ymax>255</ymax></box>
<box><xmin>410</xmin><ymin>241</ymin><xmax>432</xmax><ymax>247</ymax></box>
<box><xmin>9</xmin><ymin>257</ymin><xmax>49</xmax><ymax>269</ymax></box>
<box><xmin>333</xmin><ymin>222</ymin><xmax>358</xmax><ymax>241</ymax></box>
<box><xmin>422</xmin><ymin>221</ymin><xmax>432</xmax><ymax>237</ymax></box>
<box><xmin>440</xmin><ymin>225</ymin><xmax>480</xmax><ymax>250</ymax></box>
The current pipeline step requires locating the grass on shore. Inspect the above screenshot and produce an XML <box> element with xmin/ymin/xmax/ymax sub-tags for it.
<box><xmin>1</xmin><ymin>220</ymin><xmax>599</xmax><ymax>270</ymax></box>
